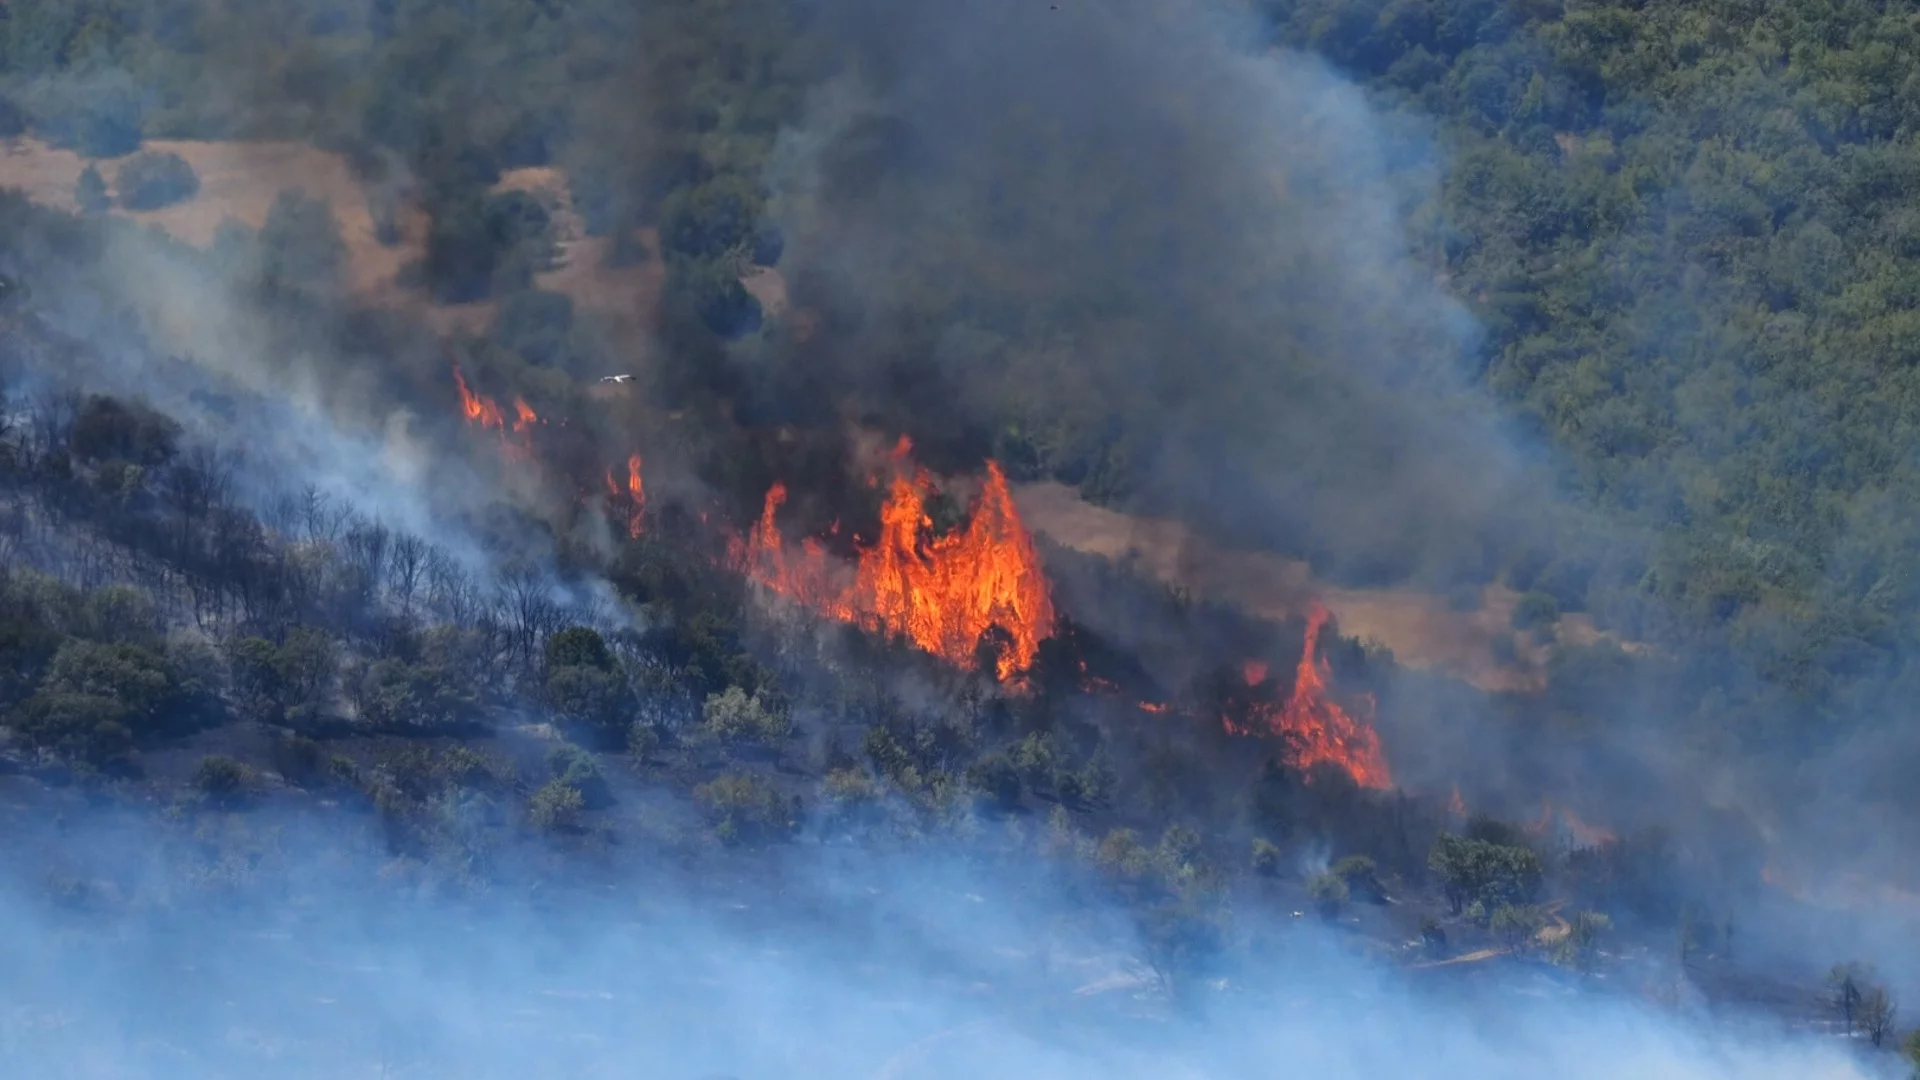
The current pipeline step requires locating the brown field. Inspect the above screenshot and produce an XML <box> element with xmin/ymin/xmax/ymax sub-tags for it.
<box><xmin>0</xmin><ymin>137</ymin><xmax>665</xmax><ymax>340</ymax></box>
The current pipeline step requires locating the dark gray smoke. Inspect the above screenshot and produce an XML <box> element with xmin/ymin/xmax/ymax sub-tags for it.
<box><xmin>762</xmin><ymin>0</ymin><xmax>1534</xmax><ymax>587</ymax></box>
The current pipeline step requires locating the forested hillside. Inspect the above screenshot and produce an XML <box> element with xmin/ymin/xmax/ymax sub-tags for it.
<box><xmin>1267</xmin><ymin>0</ymin><xmax>1920</xmax><ymax>728</ymax></box>
<box><xmin>2</xmin><ymin>1</ymin><xmax>1920</xmax><ymax>1068</ymax></box>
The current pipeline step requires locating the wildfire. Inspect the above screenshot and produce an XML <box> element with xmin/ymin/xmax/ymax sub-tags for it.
<box><xmin>1448</xmin><ymin>785</ymin><xmax>1468</xmax><ymax>819</ymax></box>
<box><xmin>605</xmin><ymin>454</ymin><xmax>645</xmax><ymax>538</ymax></box>
<box><xmin>732</xmin><ymin>445</ymin><xmax>1056</xmax><ymax>681</ymax></box>
<box><xmin>1527</xmin><ymin>798</ymin><xmax>1617</xmax><ymax>850</ymax></box>
<box><xmin>1227</xmin><ymin>602</ymin><xmax>1393</xmax><ymax>789</ymax></box>
<box><xmin>452</xmin><ymin>364</ymin><xmax>541</xmax><ymax>462</ymax></box>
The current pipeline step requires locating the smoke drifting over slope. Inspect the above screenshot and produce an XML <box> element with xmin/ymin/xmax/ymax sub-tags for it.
<box><xmin>1</xmin><ymin>0</ymin><xmax>1918</xmax><ymax>1073</ymax></box>
<box><xmin>763</xmin><ymin>0</ymin><xmax>1533</xmax><ymax>586</ymax></box>
<box><xmin>0</xmin><ymin>804</ymin><xmax>1892</xmax><ymax>1080</ymax></box>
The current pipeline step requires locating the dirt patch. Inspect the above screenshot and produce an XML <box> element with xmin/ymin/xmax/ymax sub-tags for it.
<box><xmin>1015</xmin><ymin>482</ymin><xmax>1631</xmax><ymax>693</ymax></box>
<box><xmin>0</xmin><ymin>138</ymin><xmax>666</xmax><ymax>341</ymax></box>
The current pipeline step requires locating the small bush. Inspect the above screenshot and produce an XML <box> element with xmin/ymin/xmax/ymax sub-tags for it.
<box><xmin>700</xmin><ymin>686</ymin><xmax>790</xmax><ymax>748</ymax></box>
<box><xmin>1251</xmin><ymin>838</ymin><xmax>1281</xmax><ymax>877</ymax></box>
<box><xmin>528</xmin><ymin>778</ymin><xmax>585</xmax><ymax>831</ymax></box>
<box><xmin>546</xmin><ymin>744</ymin><xmax>609</xmax><ymax>807</ymax></box>
<box><xmin>964</xmin><ymin>752</ymin><xmax>1022</xmax><ymax>810</ymax></box>
<box><xmin>694</xmin><ymin>771</ymin><xmax>795</xmax><ymax>844</ymax></box>
<box><xmin>1308</xmin><ymin>872</ymin><xmax>1349</xmax><ymax>920</ymax></box>
<box><xmin>1095</xmin><ymin>828</ymin><xmax>1153</xmax><ymax>881</ymax></box>
<box><xmin>193</xmin><ymin>755</ymin><xmax>254</xmax><ymax>803</ymax></box>
<box><xmin>1331</xmin><ymin>854</ymin><xmax>1386</xmax><ymax>903</ymax></box>
<box><xmin>116</xmin><ymin>151</ymin><xmax>200</xmax><ymax>211</ymax></box>
<box><xmin>822</xmin><ymin>766</ymin><xmax>878</xmax><ymax>806</ymax></box>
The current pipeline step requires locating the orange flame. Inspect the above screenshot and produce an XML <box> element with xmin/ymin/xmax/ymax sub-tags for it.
<box><xmin>1227</xmin><ymin>602</ymin><xmax>1393</xmax><ymax>789</ymax></box>
<box><xmin>1448</xmin><ymin>785</ymin><xmax>1468</xmax><ymax>819</ymax></box>
<box><xmin>1527</xmin><ymin>798</ymin><xmax>1617</xmax><ymax>849</ymax></box>
<box><xmin>453</xmin><ymin>364</ymin><xmax>504</xmax><ymax>429</ymax></box>
<box><xmin>732</xmin><ymin>452</ymin><xmax>1055</xmax><ymax>681</ymax></box>
<box><xmin>1138</xmin><ymin>701</ymin><xmax>1168</xmax><ymax>714</ymax></box>
<box><xmin>451</xmin><ymin>365</ymin><xmax>540</xmax><ymax>462</ymax></box>
<box><xmin>623</xmin><ymin>454</ymin><xmax>645</xmax><ymax>538</ymax></box>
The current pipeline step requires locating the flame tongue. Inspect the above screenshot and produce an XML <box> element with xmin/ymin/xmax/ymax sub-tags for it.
<box><xmin>735</xmin><ymin>451</ymin><xmax>1055</xmax><ymax>681</ymax></box>
<box><xmin>452</xmin><ymin>364</ymin><xmax>541</xmax><ymax>462</ymax></box>
<box><xmin>1228</xmin><ymin>602</ymin><xmax>1393</xmax><ymax>789</ymax></box>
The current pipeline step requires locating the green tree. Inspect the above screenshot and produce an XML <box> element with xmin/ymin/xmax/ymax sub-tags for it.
<box><xmin>115</xmin><ymin>152</ymin><xmax>199</xmax><ymax>211</ymax></box>
<box><xmin>528</xmin><ymin>777</ymin><xmax>585</xmax><ymax>831</ymax></box>
<box><xmin>255</xmin><ymin>189</ymin><xmax>348</xmax><ymax>299</ymax></box>
<box><xmin>1428</xmin><ymin>834</ymin><xmax>1543</xmax><ymax>916</ymax></box>
<box><xmin>230</xmin><ymin>629</ymin><xmax>335</xmax><ymax>724</ymax></box>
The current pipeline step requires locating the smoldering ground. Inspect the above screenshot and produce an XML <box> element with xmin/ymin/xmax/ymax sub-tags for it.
<box><xmin>0</xmin><ymin>797</ymin><xmax>1896</xmax><ymax>1080</ymax></box>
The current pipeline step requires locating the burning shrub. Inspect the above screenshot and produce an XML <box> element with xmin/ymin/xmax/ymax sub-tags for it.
<box><xmin>528</xmin><ymin>778</ymin><xmax>585</xmax><ymax>832</ymax></box>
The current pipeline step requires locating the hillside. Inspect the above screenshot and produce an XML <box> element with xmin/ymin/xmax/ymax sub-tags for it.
<box><xmin>1</xmin><ymin>0</ymin><xmax>1919</xmax><ymax>1074</ymax></box>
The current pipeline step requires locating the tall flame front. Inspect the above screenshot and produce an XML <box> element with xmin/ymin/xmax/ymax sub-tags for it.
<box><xmin>732</xmin><ymin>450</ymin><xmax>1056</xmax><ymax>682</ymax></box>
<box><xmin>452</xmin><ymin>364</ymin><xmax>541</xmax><ymax>462</ymax></box>
<box><xmin>605</xmin><ymin>454</ymin><xmax>645</xmax><ymax>538</ymax></box>
<box><xmin>1233</xmin><ymin>602</ymin><xmax>1393</xmax><ymax>789</ymax></box>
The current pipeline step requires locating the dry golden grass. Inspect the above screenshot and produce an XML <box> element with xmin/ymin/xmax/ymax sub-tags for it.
<box><xmin>0</xmin><ymin>137</ymin><xmax>666</xmax><ymax>337</ymax></box>
<box><xmin>1014</xmin><ymin>481</ymin><xmax>1634</xmax><ymax>693</ymax></box>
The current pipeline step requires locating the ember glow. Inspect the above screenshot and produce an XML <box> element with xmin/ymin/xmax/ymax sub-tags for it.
<box><xmin>732</xmin><ymin>446</ymin><xmax>1056</xmax><ymax>681</ymax></box>
<box><xmin>605</xmin><ymin>454</ymin><xmax>646</xmax><ymax>538</ymax></box>
<box><xmin>1527</xmin><ymin>798</ymin><xmax>1617</xmax><ymax>850</ymax></box>
<box><xmin>1227</xmin><ymin>602</ymin><xmax>1393</xmax><ymax>789</ymax></box>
